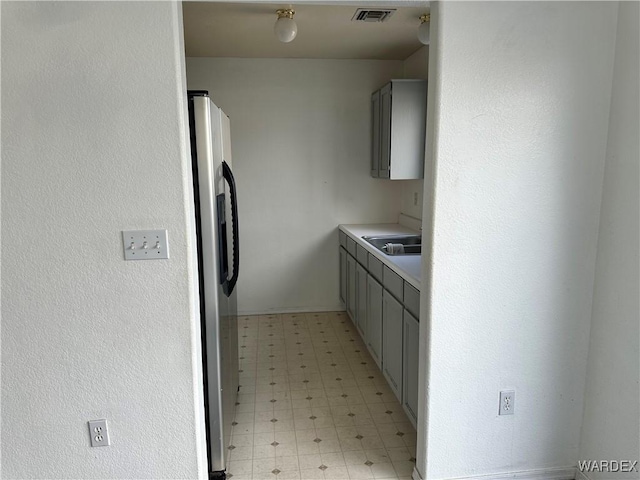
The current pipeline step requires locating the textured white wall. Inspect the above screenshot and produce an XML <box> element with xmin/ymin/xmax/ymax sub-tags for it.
<box><xmin>186</xmin><ymin>58</ymin><xmax>406</xmax><ymax>315</ymax></box>
<box><xmin>578</xmin><ymin>3</ymin><xmax>640</xmax><ymax>477</ymax></box>
<box><xmin>400</xmin><ymin>46</ymin><xmax>429</xmax><ymax>222</ymax></box>
<box><xmin>418</xmin><ymin>2</ymin><xmax>618</xmax><ymax>478</ymax></box>
<box><xmin>1</xmin><ymin>2</ymin><xmax>205</xmax><ymax>478</ymax></box>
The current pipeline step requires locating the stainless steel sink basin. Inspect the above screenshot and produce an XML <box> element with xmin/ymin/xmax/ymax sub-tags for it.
<box><xmin>362</xmin><ymin>234</ymin><xmax>422</xmax><ymax>255</ymax></box>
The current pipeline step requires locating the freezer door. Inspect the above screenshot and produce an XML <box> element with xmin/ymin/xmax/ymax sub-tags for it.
<box><xmin>189</xmin><ymin>92</ymin><xmax>238</xmax><ymax>475</ymax></box>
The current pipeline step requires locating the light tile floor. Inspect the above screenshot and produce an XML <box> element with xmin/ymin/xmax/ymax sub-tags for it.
<box><xmin>228</xmin><ymin>311</ymin><xmax>417</xmax><ymax>480</ymax></box>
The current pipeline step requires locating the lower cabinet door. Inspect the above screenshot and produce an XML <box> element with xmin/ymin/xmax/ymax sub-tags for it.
<box><xmin>339</xmin><ymin>247</ymin><xmax>347</xmax><ymax>306</ymax></box>
<box><xmin>366</xmin><ymin>274</ymin><xmax>383</xmax><ymax>368</ymax></box>
<box><xmin>403</xmin><ymin>310</ymin><xmax>419</xmax><ymax>428</ymax></box>
<box><xmin>346</xmin><ymin>254</ymin><xmax>357</xmax><ymax>322</ymax></box>
<box><xmin>356</xmin><ymin>263</ymin><xmax>368</xmax><ymax>338</ymax></box>
<box><xmin>382</xmin><ymin>290</ymin><xmax>403</xmax><ymax>402</ymax></box>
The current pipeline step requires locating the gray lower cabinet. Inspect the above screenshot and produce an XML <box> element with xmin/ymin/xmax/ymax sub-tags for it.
<box><xmin>366</xmin><ymin>274</ymin><xmax>383</xmax><ymax>368</ymax></box>
<box><xmin>382</xmin><ymin>290</ymin><xmax>403</xmax><ymax>402</ymax></box>
<box><xmin>346</xmin><ymin>253</ymin><xmax>357</xmax><ymax>322</ymax></box>
<box><xmin>339</xmin><ymin>247</ymin><xmax>347</xmax><ymax>306</ymax></box>
<box><xmin>356</xmin><ymin>263</ymin><xmax>367</xmax><ymax>337</ymax></box>
<box><xmin>339</xmin><ymin>232</ymin><xmax>420</xmax><ymax>422</ymax></box>
<box><xmin>403</xmin><ymin>310</ymin><xmax>419</xmax><ymax>427</ymax></box>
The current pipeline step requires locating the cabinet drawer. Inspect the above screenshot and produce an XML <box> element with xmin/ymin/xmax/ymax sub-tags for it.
<box><xmin>368</xmin><ymin>254</ymin><xmax>383</xmax><ymax>283</ymax></box>
<box><xmin>383</xmin><ymin>266</ymin><xmax>403</xmax><ymax>301</ymax></box>
<box><xmin>403</xmin><ymin>282</ymin><xmax>420</xmax><ymax>319</ymax></box>
<box><xmin>356</xmin><ymin>244</ymin><xmax>368</xmax><ymax>266</ymax></box>
<box><xmin>346</xmin><ymin>237</ymin><xmax>357</xmax><ymax>257</ymax></box>
<box><xmin>339</xmin><ymin>230</ymin><xmax>347</xmax><ymax>248</ymax></box>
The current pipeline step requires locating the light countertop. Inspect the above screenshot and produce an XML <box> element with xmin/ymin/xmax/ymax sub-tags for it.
<box><xmin>339</xmin><ymin>223</ymin><xmax>422</xmax><ymax>290</ymax></box>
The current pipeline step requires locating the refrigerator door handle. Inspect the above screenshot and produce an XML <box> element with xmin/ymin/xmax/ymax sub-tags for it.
<box><xmin>222</xmin><ymin>160</ymin><xmax>239</xmax><ymax>296</ymax></box>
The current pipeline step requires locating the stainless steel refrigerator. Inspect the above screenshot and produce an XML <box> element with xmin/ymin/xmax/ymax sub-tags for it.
<box><xmin>188</xmin><ymin>91</ymin><xmax>239</xmax><ymax>479</ymax></box>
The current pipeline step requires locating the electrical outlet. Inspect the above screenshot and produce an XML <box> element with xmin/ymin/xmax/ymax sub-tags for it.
<box><xmin>499</xmin><ymin>390</ymin><xmax>515</xmax><ymax>415</ymax></box>
<box><xmin>88</xmin><ymin>419</ymin><xmax>110</xmax><ymax>447</ymax></box>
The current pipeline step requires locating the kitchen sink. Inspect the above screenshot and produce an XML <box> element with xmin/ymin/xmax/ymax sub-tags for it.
<box><xmin>362</xmin><ymin>234</ymin><xmax>422</xmax><ymax>255</ymax></box>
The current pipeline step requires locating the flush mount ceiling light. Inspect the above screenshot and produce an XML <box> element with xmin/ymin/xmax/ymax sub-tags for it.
<box><xmin>274</xmin><ymin>9</ymin><xmax>297</xmax><ymax>43</ymax></box>
<box><xmin>418</xmin><ymin>14</ymin><xmax>430</xmax><ymax>45</ymax></box>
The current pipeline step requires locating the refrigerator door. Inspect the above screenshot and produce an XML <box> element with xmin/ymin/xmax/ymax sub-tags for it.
<box><xmin>220</xmin><ymin>160</ymin><xmax>240</xmax><ymax>456</ymax></box>
<box><xmin>218</xmin><ymin>109</ymin><xmax>240</xmax><ymax>470</ymax></box>
<box><xmin>215</xmin><ymin>107</ymin><xmax>240</xmax><ymax>475</ymax></box>
<box><xmin>188</xmin><ymin>92</ymin><xmax>238</xmax><ymax>476</ymax></box>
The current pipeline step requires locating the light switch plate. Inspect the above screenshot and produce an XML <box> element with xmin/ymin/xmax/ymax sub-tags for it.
<box><xmin>88</xmin><ymin>419</ymin><xmax>110</xmax><ymax>447</ymax></box>
<box><xmin>122</xmin><ymin>230</ymin><xmax>169</xmax><ymax>260</ymax></box>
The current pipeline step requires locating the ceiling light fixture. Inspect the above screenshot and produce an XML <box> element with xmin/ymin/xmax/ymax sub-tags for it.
<box><xmin>418</xmin><ymin>14</ymin><xmax>430</xmax><ymax>45</ymax></box>
<box><xmin>274</xmin><ymin>9</ymin><xmax>297</xmax><ymax>43</ymax></box>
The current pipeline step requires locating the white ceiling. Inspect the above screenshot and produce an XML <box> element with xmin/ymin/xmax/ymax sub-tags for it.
<box><xmin>183</xmin><ymin>2</ymin><xmax>429</xmax><ymax>60</ymax></box>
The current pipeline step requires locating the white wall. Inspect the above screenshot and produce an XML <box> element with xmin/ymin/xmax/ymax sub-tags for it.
<box><xmin>418</xmin><ymin>2</ymin><xmax>619</xmax><ymax>478</ymax></box>
<box><xmin>186</xmin><ymin>58</ymin><xmax>406</xmax><ymax>315</ymax></box>
<box><xmin>1</xmin><ymin>2</ymin><xmax>205</xmax><ymax>478</ymax></box>
<box><xmin>578</xmin><ymin>2</ymin><xmax>640</xmax><ymax>477</ymax></box>
<box><xmin>400</xmin><ymin>46</ymin><xmax>429</xmax><ymax>221</ymax></box>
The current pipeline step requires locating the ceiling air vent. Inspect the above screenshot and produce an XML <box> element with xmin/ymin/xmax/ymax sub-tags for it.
<box><xmin>351</xmin><ymin>8</ymin><xmax>396</xmax><ymax>23</ymax></box>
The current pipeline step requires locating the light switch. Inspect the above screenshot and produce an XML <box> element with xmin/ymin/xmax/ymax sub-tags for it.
<box><xmin>122</xmin><ymin>230</ymin><xmax>169</xmax><ymax>260</ymax></box>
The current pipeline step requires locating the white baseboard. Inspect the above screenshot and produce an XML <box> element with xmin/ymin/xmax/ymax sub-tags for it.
<box><xmin>237</xmin><ymin>306</ymin><xmax>345</xmax><ymax>317</ymax></box>
<box><xmin>420</xmin><ymin>466</ymin><xmax>576</xmax><ymax>480</ymax></box>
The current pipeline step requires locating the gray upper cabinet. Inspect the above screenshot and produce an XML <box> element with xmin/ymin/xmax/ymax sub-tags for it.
<box><xmin>371</xmin><ymin>80</ymin><xmax>428</xmax><ymax>180</ymax></box>
<box><xmin>403</xmin><ymin>310</ymin><xmax>419</xmax><ymax>428</ymax></box>
<box><xmin>366</xmin><ymin>274</ymin><xmax>383</xmax><ymax>368</ymax></box>
<box><xmin>346</xmin><ymin>253</ymin><xmax>357</xmax><ymax>321</ymax></box>
<box><xmin>356</xmin><ymin>263</ymin><xmax>368</xmax><ymax>337</ymax></box>
<box><xmin>382</xmin><ymin>289</ymin><xmax>403</xmax><ymax>402</ymax></box>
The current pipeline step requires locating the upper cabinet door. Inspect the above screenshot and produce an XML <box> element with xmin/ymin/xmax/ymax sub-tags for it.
<box><xmin>371</xmin><ymin>91</ymin><xmax>381</xmax><ymax>178</ymax></box>
<box><xmin>370</xmin><ymin>80</ymin><xmax>427</xmax><ymax>180</ymax></box>
<box><xmin>389</xmin><ymin>80</ymin><xmax>427</xmax><ymax>179</ymax></box>
<box><xmin>379</xmin><ymin>83</ymin><xmax>392</xmax><ymax>179</ymax></box>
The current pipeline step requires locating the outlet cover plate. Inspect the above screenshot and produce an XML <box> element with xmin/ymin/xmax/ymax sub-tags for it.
<box><xmin>499</xmin><ymin>390</ymin><xmax>515</xmax><ymax>415</ymax></box>
<box><xmin>122</xmin><ymin>230</ymin><xmax>169</xmax><ymax>260</ymax></box>
<box><xmin>88</xmin><ymin>419</ymin><xmax>110</xmax><ymax>447</ymax></box>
